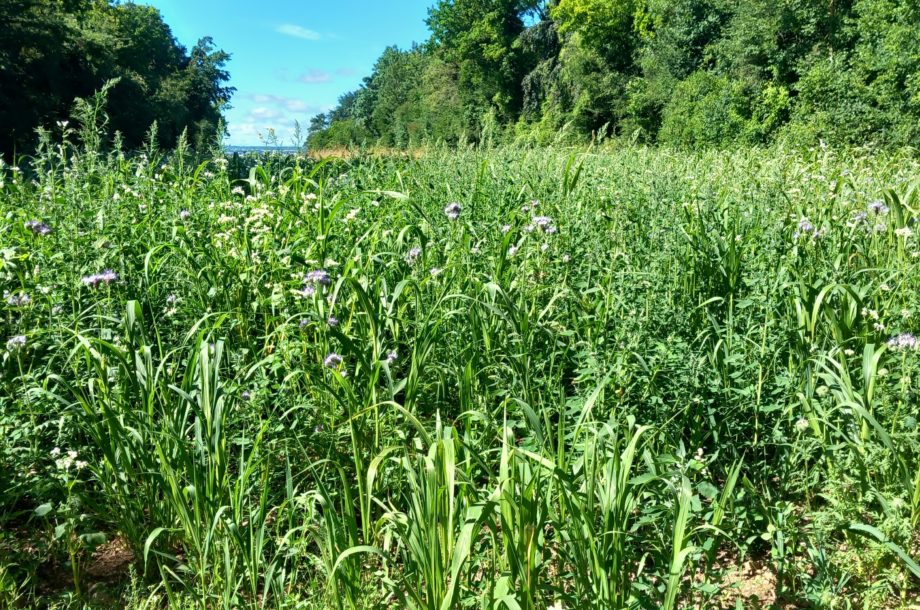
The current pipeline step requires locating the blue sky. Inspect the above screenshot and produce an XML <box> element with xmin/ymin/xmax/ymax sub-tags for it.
<box><xmin>141</xmin><ymin>1</ymin><xmax>433</xmax><ymax>145</ymax></box>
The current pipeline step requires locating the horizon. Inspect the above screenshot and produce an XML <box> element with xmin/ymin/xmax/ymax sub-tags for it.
<box><xmin>140</xmin><ymin>0</ymin><xmax>433</xmax><ymax>147</ymax></box>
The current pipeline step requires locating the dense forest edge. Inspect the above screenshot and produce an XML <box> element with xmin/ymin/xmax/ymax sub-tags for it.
<box><xmin>4</xmin><ymin>1</ymin><xmax>920</xmax><ymax>157</ymax></box>
<box><xmin>307</xmin><ymin>0</ymin><xmax>920</xmax><ymax>151</ymax></box>
<box><xmin>1</xmin><ymin>0</ymin><xmax>232</xmax><ymax>159</ymax></box>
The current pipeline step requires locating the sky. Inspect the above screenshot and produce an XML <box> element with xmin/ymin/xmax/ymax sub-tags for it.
<box><xmin>141</xmin><ymin>0</ymin><xmax>434</xmax><ymax>146</ymax></box>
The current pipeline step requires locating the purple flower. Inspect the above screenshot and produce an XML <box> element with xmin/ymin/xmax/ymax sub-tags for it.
<box><xmin>305</xmin><ymin>269</ymin><xmax>331</xmax><ymax>286</ymax></box>
<box><xmin>501</xmin><ymin>224</ymin><xmax>511</xmax><ymax>234</ymax></box>
<box><xmin>179</xmin><ymin>210</ymin><xmax>191</xmax><ymax>220</ymax></box>
<box><xmin>384</xmin><ymin>350</ymin><xmax>398</xmax><ymax>364</ymax></box>
<box><xmin>24</xmin><ymin>220</ymin><xmax>52</xmax><ymax>236</ymax></box>
<box><xmin>241</xmin><ymin>390</ymin><xmax>251</xmax><ymax>401</ymax></box>
<box><xmin>887</xmin><ymin>333</ymin><xmax>919</xmax><ymax>351</ymax></box>
<box><xmin>166</xmin><ymin>294</ymin><xmax>178</xmax><ymax>306</ymax></box>
<box><xmin>797</xmin><ymin>218</ymin><xmax>815</xmax><ymax>233</ymax></box>
<box><xmin>6</xmin><ymin>335</ymin><xmax>26</xmax><ymax>351</ymax></box>
<box><xmin>444</xmin><ymin>202</ymin><xmax>461</xmax><ymax>220</ymax></box>
<box><xmin>81</xmin><ymin>269</ymin><xmax>118</xmax><ymax>288</ymax></box>
<box><xmin>299</xmin><ymin>318</ymin><xmax>310</xmax><ymax>328</ymax></box>
<box><xmin>406</xmin><ymin>247</ymin><xmax>422</xmax><ymax>264</ymax></box>
<box><xmin>327</xmin><ymin>316</ymin><xmax>339</xmax><ymax>328</ymax></box>
<box><xmin>869</xmin><ymin>200</ymin><xmax>890</xmax><ymax>216</ymax></box>
<box><xmin>532</xmin><ymin>216</ymin><xmax>557</xmax><ymax>234</ymax></box>
<box><xmin>852</xmin><ymin>211</ymin><xmax>868</xmax><ymax>225</ymax></box>
<box><xmin>324</xmin><ymin>353</ymin><xmax>343</xmax><ymax>368</ymax></box>
<box><xmin>5</xmin><ymin>291</ymin><xmax>31</xmax><ymax>307</ymax></box>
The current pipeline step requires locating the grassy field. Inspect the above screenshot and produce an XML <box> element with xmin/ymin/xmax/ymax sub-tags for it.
<box><xmin>1</xmin><ymin>140</ymin><xmax>919</xmax><ymax>609</ymax></box>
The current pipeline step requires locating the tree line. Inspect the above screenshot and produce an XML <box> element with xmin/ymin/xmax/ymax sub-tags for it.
<box><xmin>0</xmin><ymin>0</ymin><xmax>233</xmax><ymax>158</ymax></box>
<box><xmin>308</xmin><ymin>0</ymin><xmax>920</xmax><ymax>149</ymax></box>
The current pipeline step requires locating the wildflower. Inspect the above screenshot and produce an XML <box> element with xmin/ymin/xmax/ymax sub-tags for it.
<box><xmin>887</xmin><ymin>333</ymin><xmax>919</xmax><ymax>351</ymax></box>
<box><xmin>901</xmin><ymin>309</ymin><xmax>911</xmax><ymax>319</ymax></box>
<box><xmin>166</xmin><ymin>294</ymin><xmax>179</xmax><ymax>306</ymax></box>
<box><xmin>344</xmin><ymin>208</ymin><xmax>359</xmax><ymax>222</ymax></box>
<box><xmin>50</xmin><ymin>447</ymin><xmax>61</xmax><ymax>457</ymax></box>
<box><xmin>561</xmin><ymin>253</ymin><xmax>571</xmax><ymax>263</ymax></box>
<box><xmin>384</xmin><ymin>350</ymin><xmax>398</xmax><ymax>365</ymax></box>
<box><xmin>873</xmin><ymin>322</ymin><xmax>886</xmax><ymax>332</ymax></box>
<box><xmin>232</xmin><ymin>186</ymin><xmax>245</xmax><ymax>196</ymax></box>
<box><xmin>324</xmin><ymin>353</ymin><xmax>343</xmax><ymax>368</ymax></box>
<box><xmin>869</xmin><ymin>200</ymin><xmax>889</xmax><ymax>215</ymax></box>
<box><xmin>24</xmin><ymin>220</ymin><xmax>52</xmax><ymax>235</ymax></box>
<box><xmin>444</xmin><ymin>202</ymin><xmax>462</xmax><ymax>220</ymax></box>
<box><xmin>541</xmin><ymin>243</ymin><xmax>550</xmax><ymax>253</ymax></box>
<box><xmin>241</xmin><ymin>391</ymin><xmax>252</xmax><ymax>401</ymax></box>
<box><xmin>844</xmin><ymin>348</ymin><xmax>855</xmax><ymax>357</ymax></box>
<box><xmin>794</xmin><ymin>217</ymin><xmax>815</xmax><ymax>240</ymax></box>
<box><xmin>81</xmin><ymin>269</ymin><xmax>118</xmax><ymax>289</ymax></box>
<box><xmin>532</xmin><ymin>216</ymin><xmax>556</xmax><ymax>234</ymax></box>
<box><xmin>6</xmin><ymin>335</ymin><xmax>26</xmax><ymax>351</ymax></box>
<box><xmin>5</xmin><ymin>291</ymin><xmax>31</xmax><ymax>307</ymax></box>
<box><xmin>179</xmin><ymin>209</ymin><xmax>191</xmax><ymax>220</ymax></box>
<box><xmin>299</xmin><ymin>319</ymin><xmax>310</xmax><ymax>328</ymax></box>
<box><xmin>507</xmin><ymin>245</ymin><xmax>519</xmax><ymax>257</ymax></box>
<box><xmin>326</xmin><ymin>316</ymin><xmax>339</xmax><ymax>328</ymax></box>
<box><xmin>298</xmin><ymin>285</ymin><xmax>316</xmax><ymax>298</ymax></box>
<box><xmin>501</xmin><ymin>224</ymin><xmax>511</xmax><ymax>234</ymax></box>
<box><xmin>305</xmin><ymin>270</ymin><xmax>332</xmax><ymax>286</ymax></box>
<box><xmin>470</xmin><ymin>245</ymin><xmax>480</xmax><ymax>255</ymax></box>
<box><xmin>429</xmin><ymin>267</ymin><xmax>443</xmax><ymax>277</ymax></box>
<box><xmin>795</xmin><ymin>418</ymin><xmax>810</xmax><ymax>433</ymax></box>
<box><xmin>895</xmin><ymin>227</ymin><xmax>913</xmax><ymax>239</ymax></box>
<box><xmin>406</xmin><ymin>247</ymin><xmax>422</xmax><ymax>264</ymax></box>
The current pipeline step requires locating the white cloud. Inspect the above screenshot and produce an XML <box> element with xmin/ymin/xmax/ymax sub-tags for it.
<box><xmin>276</xmin><ymin>23</ymin><xmax>322</xmax><ymax>41</ymax></box>
<box><xmin>243</xmin><ymin>94</ymin><xmax>328</xmax><ymax>114</ymax></box>
<box><xmin>299</xmin><ymin>69</ymin><xmax>332</xmax><ymax>84</ymax></box>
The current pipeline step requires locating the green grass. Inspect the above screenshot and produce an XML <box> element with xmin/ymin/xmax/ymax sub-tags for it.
<box><xmin>1</xmin><ymin>135</ymin><xmax>919</xmax><ymax>609</ymax></box>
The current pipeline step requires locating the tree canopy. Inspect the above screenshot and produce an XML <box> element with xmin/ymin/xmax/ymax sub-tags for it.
<box><xmin>310</xmin><ymin>0</ymin><xmax>920</xmax><ymax>149</ymax></box>
<box><xmin>0</xmin><ymin>0</ymin><xmax>233</xmax><ymax>157</ymax></box>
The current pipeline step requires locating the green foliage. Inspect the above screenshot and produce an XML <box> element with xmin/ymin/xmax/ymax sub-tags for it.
<box><xmin>3</xmin><ymin>127</ymin><xmax>920</xmax><ymax>607</ymax></box>
<box><xmin>0</xmin><ymin>0</ymin><xmax>233</xmax><ymax>157</ymax></box>
<box><xmin>310</xmin><ymin>0</ymin><xmax>920</xmax><ymax>149</ymax></box>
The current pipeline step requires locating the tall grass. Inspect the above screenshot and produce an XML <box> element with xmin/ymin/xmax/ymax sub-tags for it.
<box><xmin>1</xmin><ymin>110</ymin><xmax>919</xmax><ymax>608</ymax></box>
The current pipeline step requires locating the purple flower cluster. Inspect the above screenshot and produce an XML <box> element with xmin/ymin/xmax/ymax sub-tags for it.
<box><xmin>179</xmin><ymin>210</ymin><xmax>191</xmax><ymax>220</ymax></box>
<box><xmin>324</xmin><ymin>352</ymin><xmax>343</xmax><ymax>368</ymax></box>
<box><xmin>887</xmin><ymin>333</ymin><xmax>918</xmax><ymax>351</ymax></box>
<box><xmin>532</xmin><ymin>215</ymin><xmax>557</xmax><ymax>234</ymax></box>
<box><xmin>5</xmin><ymin>291</ymin><xmax>31</xmax><ymax>307</ymax></box>
<box><xmin>81</xmin><ymin>269</ymin><xmax>118</xmax><ymax>288</ymax></box>
<box><xmin>305</xmin><ymin>269</ymin><xmax>332</xmax><ymax>286</ymax></box>
<box><xmin>444</xmin><ymin>202</ymin><xmax>461</xmax><ymax>220</ymax></box>
<box><xmin>869</xmin><ymin>200</ymin><xmax>890</xmax><ymax>216</ymax></box>
<box><xmin>327</xmin><ymin>316</ymin><xmax>339</xmax><ymax>328</ymax></box>
<box><xmin>6</xmin><ymin>335</ymin><xmax>26</xmax><ymax>351</ymax></box>
<box><xmin>25</xmin><ymin>220</ymin><xmax>52</xmax><ymax>236</ymax></box>
<box><xmin>406</xmin><ymin>247</ymin><xmax>422</xmax><ymax>265</ymax></box>
<box><xmin>384</xmin><ymin>350</ymin><xmax>398</xmax><ymax>365</ymax></box>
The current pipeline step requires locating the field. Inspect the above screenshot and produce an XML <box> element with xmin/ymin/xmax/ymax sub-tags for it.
<box><xmin>2</xmin><ymin>140</ymin><xmax>920</xmax><ymax>609</ymax></box>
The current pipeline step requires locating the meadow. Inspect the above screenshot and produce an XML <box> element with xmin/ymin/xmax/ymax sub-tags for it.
<box><xmin>1</xmin><ymin>131</ymin><xmax>920</xmax><ymax>609</ymax></box>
